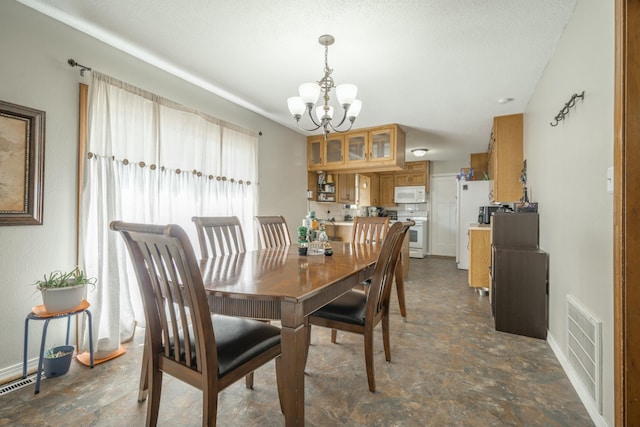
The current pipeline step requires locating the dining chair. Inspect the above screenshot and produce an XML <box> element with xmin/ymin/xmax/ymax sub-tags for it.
<box><xmin>328</xmin><ymin>216</ymin><xmax>391</xmax><ymax>341</ymax></box>
<box><xmin>307</xmin><ymin>221</ymin><xmax>412</xmax><ymax>392</ymax></box>
<box><xmin>111</xmin><ymin>221</ymin><xmax>284</xmax><ymax>426</ymax></box>
<box><xmin>192</xmin><ymin>216</ymin><xmax>246</xmax><ymax>258</ymax></box>
<box><xmin>192</xmin><ymin>215</ymin><xmax>262</xmax><ymax>389</ymax></box>
<box><xmin>255</xmin><ymin>215</ymin><xmax>292</xmax><ymax>248</ymax></box>
<box><xmin>332</xmin><ymin>216</ymin><xmax>408</xmax><ymax>343</ymax></box>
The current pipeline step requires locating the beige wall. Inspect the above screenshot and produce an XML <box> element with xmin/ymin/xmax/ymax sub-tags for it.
<box><xmin>0</xmin><ymin>1</ymin><xmax>306</xmax><ymax>375</ymax></box>
<box><xmin>524</xmin><ymin>0</ymin><xmax>614</xmax><ymax>424</ymax></box>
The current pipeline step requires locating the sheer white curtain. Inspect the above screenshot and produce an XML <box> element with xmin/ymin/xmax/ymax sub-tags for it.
<box><xmin>79</xmin><ymin>71</ymin><xmax>258</xmax><ymax>355</ymax></box>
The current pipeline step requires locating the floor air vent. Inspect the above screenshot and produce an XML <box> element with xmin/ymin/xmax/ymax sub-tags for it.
<box><xmin>566</xmin><ymin>295</ymin><xmax>602</xmax><ymax>414</ymax></box>
<box><xmin>0</xmin><ymin>375</ymin><xmax>36</xmax><ymax>396</ymax></box>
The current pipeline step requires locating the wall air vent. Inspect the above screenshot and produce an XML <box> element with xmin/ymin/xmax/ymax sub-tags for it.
<box><xmin>566</xmin><ymin>295</ymin><xmax>602</xmax><ymax>414</ymax></box>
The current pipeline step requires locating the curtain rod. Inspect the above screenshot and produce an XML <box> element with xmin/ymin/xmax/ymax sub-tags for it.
<box><xmin>67</xmin><ymin>58</ymin><xmax>92</xmax><ymax>76</ymax></box>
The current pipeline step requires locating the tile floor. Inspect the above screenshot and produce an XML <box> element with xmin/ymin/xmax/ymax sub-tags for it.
<box><xmin>0</xmin><ymin>257</ymin><xmax>593</xmax><ymax>426</ymax></box>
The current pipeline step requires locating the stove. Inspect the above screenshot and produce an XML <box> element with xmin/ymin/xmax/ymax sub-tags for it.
<box><xmin>398</xmin><ymin>216</ymin><xmax>428</xmax><ymax>258</ymax></box>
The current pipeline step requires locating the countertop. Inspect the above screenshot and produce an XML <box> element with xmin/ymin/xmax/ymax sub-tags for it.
<box><xmin>468</xmin><ymin>223</ymin><xmax>491</xmax><ymax>230</ymax></box>
<box><xmin>322</xmin><ymin>220</ymin><xmax>353</xmax><ymax>226</ymax></box>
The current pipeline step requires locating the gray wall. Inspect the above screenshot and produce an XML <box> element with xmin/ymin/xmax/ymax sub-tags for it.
<box><xmin>0</xmin><ymin>1</ymin><xmax>306</xmax><ymax>376</ymax></box>
<box><xmin>524</xmin><ymin>0</ymin><xmax>614</xmax><ymax>424</ymax></box>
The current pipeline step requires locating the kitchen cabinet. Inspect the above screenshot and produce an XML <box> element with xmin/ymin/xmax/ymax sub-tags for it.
<box><xmin>379</xmin><ymin>173</ymin><xmax>395</xmax><ymax>206</ymax></box>
<box><xmin>468</xmin><ymin>226</ymin><xmax>491</xmax><ymax>289</ymax></box>
<box><xmin>345</xmin><ymin>131</ymin><xmax>369</xmax><ymax>167</ymax></box>
<box><xmin>357</xmin><ymin>173</ymin><xmax>380</xmax><ymax>206</ymax></box>
<box><xmin>337</xmin><ymin>173</ymin><xmax>356</xmax><ymax>204</ymax></box>
<box><xmin>487</xmin><ymin>113</ymin><xmax>523</xmax><ymax>203</ymax></box>
<box><xmin>394</xmin><ymin>161</ymin><xmax>430</xmax><ymax>190</ymax></box>
<box><xmin>307</xmin><ymin>124</ymin><xmax>406</xmax><ymax>172</ymax></box>
<box><xmin>307</xmin><ymin>134</ymin><xmax>345</xmax><ymax>171</ymax></box>
<box><xmin>470</xmin><ymin>152</ymin><xmax>489</xmax><ymax>181</ymax></box>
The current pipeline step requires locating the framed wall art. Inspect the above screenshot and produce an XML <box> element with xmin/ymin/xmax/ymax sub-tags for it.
<box><xmin>0</xmin><ymin>100</ymin><xmax>45</xmax><ymax>225</ymax></box>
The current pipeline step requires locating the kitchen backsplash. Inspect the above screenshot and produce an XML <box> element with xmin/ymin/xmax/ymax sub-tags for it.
<box><xmin>308</xmin><ymin>201</ymin><xmax>429</xmax><ymax>220</ymax></box>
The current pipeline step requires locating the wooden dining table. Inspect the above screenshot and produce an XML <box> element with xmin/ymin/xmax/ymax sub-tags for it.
<box><xmin>199</xmin><ymin>242</ymin><xmax>380</xmax><ymax>426</ymax></box>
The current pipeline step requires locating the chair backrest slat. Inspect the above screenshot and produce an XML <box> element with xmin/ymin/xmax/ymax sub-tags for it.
<box><xmin>192</xmin><ymin>216</ymin><xmax>246</xmax><ymax>258</ymax></box>
<box><xmin>255</xmin><ymin>216</ymin><xmax>292</xmax><ymax>248</ymax></box>
<box><xmin>351</xmin><ymin>216</ymin><xmax>390</xmax><ymax>244</ymax></box>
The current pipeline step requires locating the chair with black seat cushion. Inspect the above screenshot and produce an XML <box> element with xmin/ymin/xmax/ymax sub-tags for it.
<box><xmin>307</xmin><ymin>221</ymin><xmax>412</xmax><ymax>392</ymax></box>
<box><xmin>255</xmin><ymin>215</ymin><xmax>292</xmax><ymax>248</ymax></box>
<box><xmin>332</xmin><ymin>216</ymin><xmax>409</xmax><ymax>342</ymax></box>
<box><xmin>111</xmin><ymin>221</ymin><xmax>284</xmax><ymax>427</ymax></box>
<box><xmin>192</xmin><ymin>215</ymin><xmax>267</xmax><ymax>389</ymax></box>
<box><xmin>192</xmin><ymin>216</ymin><xmax>246</xmax><ymax>258</ymax></box>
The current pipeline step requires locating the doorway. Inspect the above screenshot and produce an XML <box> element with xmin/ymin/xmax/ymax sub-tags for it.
<box><xmin>429</xmin><ymin>174</ymin><xmax>458</xmax><ymax>257</ymax></box>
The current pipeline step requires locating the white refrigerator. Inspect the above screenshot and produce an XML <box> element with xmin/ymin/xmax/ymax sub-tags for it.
<box><xmin>456</xmin><ymin>180</ymin><xmax>492</xmax><ymax>270</ymax></box>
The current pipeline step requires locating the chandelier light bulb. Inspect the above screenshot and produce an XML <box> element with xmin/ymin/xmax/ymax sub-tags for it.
<box><xmin>347</xmin><ymin>100</ymin><xmax>362</xmax><ymax>119</ymax></box>
<box><xmin>315</xmin><ymin>105</ymin><xmax>334</xmax><ymax>122</ymax></box>
<box><xmin>287</xmin><ymin>97</ymin><xmax>306</xmax><ymax>118</ymax></box>
<box><xmin>336</xmin><ymin>83</ymin><xmax>358</xmax><ymax>106</ymax></box>
<box><xmin>299</xmin><ymin>83</ymin><xmax>321</xmax><ymax>105</ymax></box>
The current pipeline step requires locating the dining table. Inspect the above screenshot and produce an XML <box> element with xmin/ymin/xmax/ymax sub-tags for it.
<box><xmin>199</xmin><ymin>242</ymin><xmax>380</xmax><ymax>427</ymax></box>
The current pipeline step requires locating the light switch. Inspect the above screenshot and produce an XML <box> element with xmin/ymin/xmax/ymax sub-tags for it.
<box><xmin>607</xmin><ymin>166</ymin><xmax>614</xmax><ymax>194</ymax></box>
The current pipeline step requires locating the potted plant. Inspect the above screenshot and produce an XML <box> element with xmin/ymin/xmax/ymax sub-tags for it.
<box><xmin>43</xmin><ymin>345</ymin><xmax>75</xmax><ymax>378</ymax></box>
<box><xmin>33</xmin><ymin>267</ymin><xmax>96</xmax><ymax>313</ymax></box>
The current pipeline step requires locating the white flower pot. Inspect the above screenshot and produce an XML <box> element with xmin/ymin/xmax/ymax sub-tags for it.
<box><xmin>40</xmin><ymin>284</ymin><xmax>85</xmax><ymax>313</ymax></box>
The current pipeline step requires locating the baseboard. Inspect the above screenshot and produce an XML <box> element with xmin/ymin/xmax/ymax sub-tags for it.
<box><xmin>0</xmin><ymin>359</ymin><xmax>35</xmax><ymax>386</ymax></box>
<box><xmin>547</xmin><ymin>331</ymin><xmax>609</xmax><ymax>427</ymax></box>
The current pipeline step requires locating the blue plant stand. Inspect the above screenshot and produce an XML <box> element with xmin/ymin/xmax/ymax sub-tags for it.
<box><xmin>22</xmin><ymin>300</ymin><xmax>94</xmax><ymax>394</ymax></box>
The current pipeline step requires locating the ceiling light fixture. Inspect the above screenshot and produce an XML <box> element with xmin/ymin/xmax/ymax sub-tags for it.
<box><xmin>287</xmin><ymin>34</ymin><xmax>362</xmax><ymax>138</ymax></box>
<box><xmin>411</xmin><ymin>148</ymin><xmax>429</xmax><ymax>157</ymax></box>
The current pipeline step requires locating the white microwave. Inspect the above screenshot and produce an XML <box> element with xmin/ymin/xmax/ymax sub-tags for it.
<box><xmin>394</xmin><ymin>186</ymin><xmax>426</xmax><ymax>203</ymax></box>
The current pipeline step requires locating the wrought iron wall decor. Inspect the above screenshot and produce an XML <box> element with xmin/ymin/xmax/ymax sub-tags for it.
<box><xmin>550</xmin><ymin>91</ymin><xmax>585</xmax><ymax>127</ymax></box>
<box><xmin>67</xmin><ymin>58</ymin><xmax>92</xmax><ymax>76</ymax></box>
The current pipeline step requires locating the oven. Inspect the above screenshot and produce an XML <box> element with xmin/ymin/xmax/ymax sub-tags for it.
<box><xmin>399</xmin><ymin>216</ymin><xmax>428</xmax><ymax>258</ymax></box>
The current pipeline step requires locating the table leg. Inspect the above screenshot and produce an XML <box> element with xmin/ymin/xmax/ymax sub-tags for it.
<box><xmin>280</xmin><ymin>307</ymin><xmax>307</xmax><ymax>427</ymax></box>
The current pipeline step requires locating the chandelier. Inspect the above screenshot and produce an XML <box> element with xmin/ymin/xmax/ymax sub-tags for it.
<box><xmin>287</xmin><ymin>34</ymin><xmax>362</xmax><ymax>137</ymax></box>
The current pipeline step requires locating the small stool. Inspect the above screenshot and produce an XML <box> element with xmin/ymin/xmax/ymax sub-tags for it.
<box><xmin>23</xmin><ymin>300</ymin><xmax>94</xmax><ymax>394</ymax></box>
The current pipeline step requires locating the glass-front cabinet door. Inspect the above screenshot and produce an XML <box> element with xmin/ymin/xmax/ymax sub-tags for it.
<box><xmin>307</xmin><ymin>136</ymin><xmax>324</xmax><ymax>170</ymax></box>
<box><xmin>345</xmin><ymin>132</ymin><xmax>368</xmax><ymax>166</ymax></box>
<box><xmin>324</xmin><ymin>135</ymin><xmax>345</xmax><ymax>167</ymax></box>
<box><xmin>369</xmin><ymin>127</ymin><xmax>395</xmax><ymax>163</ymax></box>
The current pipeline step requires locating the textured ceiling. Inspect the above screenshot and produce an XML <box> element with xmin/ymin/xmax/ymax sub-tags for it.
<box><xmin>18</xmin><ymin>0</ymin><xmax>577</xmax><ymax>161</ymax></box>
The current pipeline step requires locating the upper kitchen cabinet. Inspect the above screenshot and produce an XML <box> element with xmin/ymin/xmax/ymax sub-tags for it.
<box><xmin>345</xmin><ymin>131</ymin><xmax>369</xmax><ymax>167</ymax></box>
<box><xmin>307</xmin><ymin>124</ymin><xmax>406</xmax><ymax>172</ymax></box>
<box><xmin>307</xmin><ymin>134</ymin><xmax>345</xmax><ymax>171</ymax></box>
<box><xmin>357</xmin><ymin>173</ymin><xmax>380</xmax><ymax>207</ymax></box>
<box><xmin>395</xmin><ymin>161</ymin><xmax>430</xmax><ymax>190</ymax></box>
<box><xmin>379</xmin><ymin>173</ymin><xmax>396</xmax><ymax>206</ymax></box>
<box><xmin>337</xmin><ymin>173</ymin><xmax>356</xmax><ymax>204</ymax></box>
<box><xmin>488</xmin><ymin>113</ymin><xmax>523</xmax><ymax>203</ymax></box>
